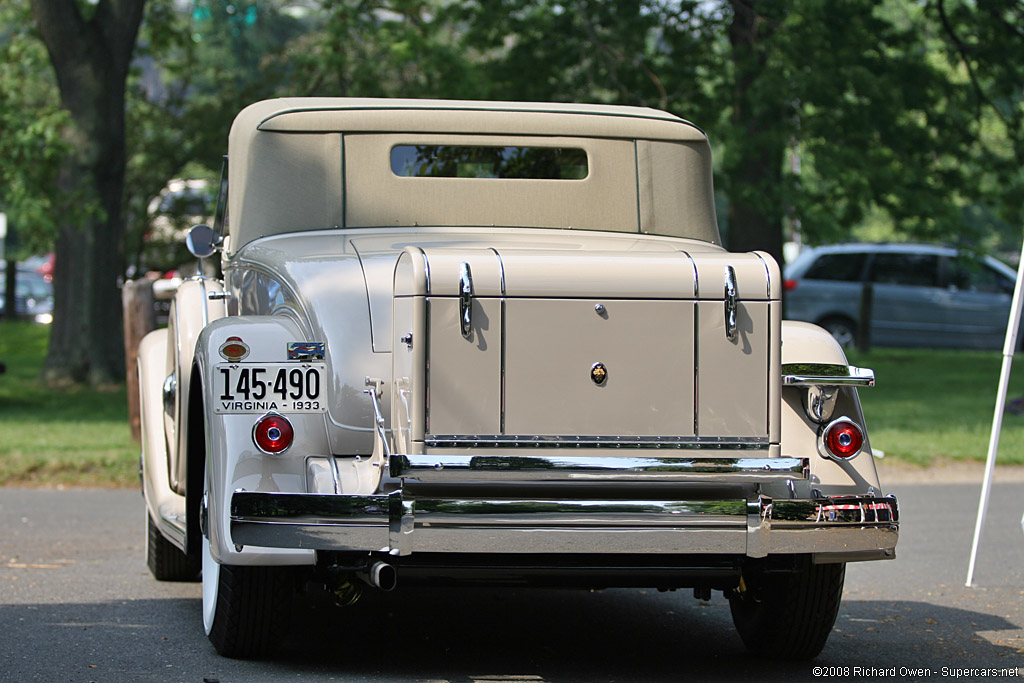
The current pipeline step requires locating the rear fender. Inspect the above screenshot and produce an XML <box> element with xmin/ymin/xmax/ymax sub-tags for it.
<box><xmin>139</xmin><ymin>328</ymin><xmax>187</xmax><ymax>550</ymax></box>
<box><xmin>166</xmin><ymin>278</ymin><xmax>226</xmax><ymax>494</ymax></box>
<box><xmin>189</xmin><ymin>316</ymin><xmax>325</xmax><ymax>566</ymax></box>
<box><xmin>780</xmin><ymin>321</ymin><xmax>884</xmax><ymax>495</ymax></box>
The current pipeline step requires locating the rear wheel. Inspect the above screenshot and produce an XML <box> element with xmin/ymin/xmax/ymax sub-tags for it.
<box><xmin>819</xmin><ymin>316</ymin><xmax>857</xmax><ymax>350</ymax></box>
<box><xmin>146</xmin><ymin>513</ymin><xmax>199</xmax><ymax>581</ymax></box>
<box><xmin>729</xmin><ymin>557</ymin><xmax>846</xmax><ymax>660</ymax></box>
<box><xmin>202</xmin><ymin>476</ymin><xmax>291</xmax><ymax>658</ymax></box>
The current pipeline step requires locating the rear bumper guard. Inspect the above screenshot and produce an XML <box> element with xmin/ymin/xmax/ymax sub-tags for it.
<box><xmin>229</xmin><ymin>489</ymin><xmax>899</xmax><ymax>562</ymax></box>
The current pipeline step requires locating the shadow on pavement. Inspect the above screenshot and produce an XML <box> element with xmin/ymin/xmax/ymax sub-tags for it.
<box><xmin>0</xmin><ymin>588</ymin><xmax>1020</xmax><ymax>682</ymax></box>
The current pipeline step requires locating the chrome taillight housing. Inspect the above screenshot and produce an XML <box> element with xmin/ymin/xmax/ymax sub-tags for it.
<box><xmin>252</xmin><ymin>412</ymin><xmax>294</xmax><ymax>454</ymax></box>
<box><xmin>818</xmin><ymin>416</ymin><xmax>864</xmax><ymax>461</ymax></box>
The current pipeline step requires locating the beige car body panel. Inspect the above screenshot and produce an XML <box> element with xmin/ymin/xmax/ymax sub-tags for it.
<box><xmin>163</xmin><ymin>279</ymin><xmax>226</xmax><ymax>494</ymax></box>
<box><xmin>137</xmin><ymin>98</ymin><xmax>896</xmax><ymax>574</ymax></box>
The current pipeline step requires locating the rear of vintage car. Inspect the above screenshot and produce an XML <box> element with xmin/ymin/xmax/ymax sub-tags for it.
<box><xmin>186</xmin><ymin>99</ymin><xmax>897</xmax><ymax>660</ymax></box>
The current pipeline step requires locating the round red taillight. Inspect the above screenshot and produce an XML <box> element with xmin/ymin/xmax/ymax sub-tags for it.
<box><xmin>253</xmin><ymin>413</ymin><xmax>294</xmax><ymax>454</ymax></box>
<box><xmin>822</xmin><ymin>418</ymin><xmax>863</xmax><ymax>460</ymax></box>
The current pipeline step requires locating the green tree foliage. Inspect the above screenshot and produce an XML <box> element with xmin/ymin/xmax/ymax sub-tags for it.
<box><xmin>0</xmin><ymin>3</ymin><xmax>77</xmax><ymax>257</ymax></box>
<box><xmin>123</xmin><ymin>0</ymin><xmax>310</xmax><ymax>273</ymax></box>
<box><xmin>283</xmin><ymin>0</ymin><xmax>484</xmax><ymax>99</ymax></box>
<box><xmin>5</xmin><ymin>0</ymin><xmax>1024</xmax><ymax>385</ymax></box>
<box><xmin>456</xmin><ymin>0</ymin><xmax>720</xmax><ymax>110</ymax></box>
<box><xmin>456</xmin><ymin>0</ymin><xmax>999</xmax><ymax>263</ymax></box>
<box><xmin>932</xmin><ymin>0</ymin><xmax>1024</xmax><ymax>250</ymax></box>
<box><xmin>752</xmin><ymin>1</ymin><xmax>981</xmax><ymax>250</ymax></box>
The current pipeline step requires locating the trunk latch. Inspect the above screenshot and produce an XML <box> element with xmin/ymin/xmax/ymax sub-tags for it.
<box><xmin>459</xmin><ymin>261</ymin><xmax>473</xmax><ymax>339</ymax></box>
<box><xmin>725</xmin><ymin>265</ymin><xmax>738</xmax><ymax>341</ymax></box>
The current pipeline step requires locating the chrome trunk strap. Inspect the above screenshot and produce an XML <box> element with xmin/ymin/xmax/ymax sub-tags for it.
<box><xmin>364</xmin><ymin>378</ymin><xmax>391</xmax><ymax>467</ymax></box>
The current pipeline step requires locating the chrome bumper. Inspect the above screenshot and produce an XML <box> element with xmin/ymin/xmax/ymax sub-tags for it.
<box><xmin>230</xmin><ymin>489</ymin><xmax>899</xmax><ymax>563</ymax></box>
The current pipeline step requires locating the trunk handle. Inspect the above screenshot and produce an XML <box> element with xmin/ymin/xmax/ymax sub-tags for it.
<box><xmin>459</xmin><ymin>261</ymin><xmax>473</xmax><ymax>339</ymax></box>
<box><xmin>725</xmin><ymin>265</ymin><xmax>738</xmax><ymax>341</ymax></box>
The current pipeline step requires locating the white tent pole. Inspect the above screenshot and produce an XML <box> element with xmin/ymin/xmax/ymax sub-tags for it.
<box><xmin>966</xmin><ymin>237</ymin><xmax>1024</xmax><ymax>586</ymax></box>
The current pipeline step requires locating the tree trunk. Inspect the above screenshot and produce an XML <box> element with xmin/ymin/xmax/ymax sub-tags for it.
<box><xmin>30</xmin><ymin>0</ymin><xmax>146</xmax><ymax>385</ymax></box>
<box><xmin>724</xmin><ymin>0</ymin><xmax>788</xmax><ymax>268</ymax></box>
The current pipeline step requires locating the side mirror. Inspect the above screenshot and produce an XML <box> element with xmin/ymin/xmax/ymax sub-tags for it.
<box><xmin>186</xmin><ymin>224</ymin><xmax>218</xmax><ymax>259</ymax></box>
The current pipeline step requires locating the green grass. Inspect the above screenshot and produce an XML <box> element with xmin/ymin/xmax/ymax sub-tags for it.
<box><xmin>0</xmin><ymin>321</ymin><xmax>138</xmax><ymax>487</ymax></box>
<box><xmin>848</xmin><ymin>347</ymin><xmax>1024</xmax><ymax>466</ymax></box>
<box><xmin>2</xmin><ymin>321</ymin><xmax>1022</xmax><ymax>487</ymax></box>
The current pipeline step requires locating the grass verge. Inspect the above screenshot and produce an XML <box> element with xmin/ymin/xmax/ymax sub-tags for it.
<box><xmin>0</xmin><ymin>321</ymin><xmax>138</xmax><ymax>487</ymax></box>
<box><xmin>2</xmin><ymin>321</ymin><xmax>1023</xmax><ymax>487</ymax></box>
<box><xmin>848</xmin><ymin>347</ymin><xmax>1024</xmax><ymax>466</ymax></box>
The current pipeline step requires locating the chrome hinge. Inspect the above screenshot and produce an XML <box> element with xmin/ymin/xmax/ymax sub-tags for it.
<box><xmin>724</xmin><ymin>265</ymin><xmax>738</xmax><ymax>341</ymax></box>
<box><xmin>459</xmin><ymin>261</ymin><xmax>473</xmax><ymax>339</ymax></box>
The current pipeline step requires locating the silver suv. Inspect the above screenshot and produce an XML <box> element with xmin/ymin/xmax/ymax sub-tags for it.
<box><xmin>785</xmin><ymin>243</ymin><xmax>1016</xmax><ymax>349</ymax></box>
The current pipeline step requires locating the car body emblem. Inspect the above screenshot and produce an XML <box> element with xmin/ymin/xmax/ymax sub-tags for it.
<box><xmin>219</xmin><ymin>336</ymin><xmax>250</xmax><ymax>362</ymax></box>
<box><xmin>591</xmin><ymin>362</ymin><xmax>608</xmax><ymax>386</ymax></box>
<box><xmin>288</xmin><ymin>341</ymin><xmax>325</xmax><ymax>361</ymax></box>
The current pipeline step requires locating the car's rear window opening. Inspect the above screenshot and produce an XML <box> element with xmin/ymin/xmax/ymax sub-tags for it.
<box><xmin>390</xmin><ymin>145</ymin><xmax>588</xmax><ymax>180</ymax></box>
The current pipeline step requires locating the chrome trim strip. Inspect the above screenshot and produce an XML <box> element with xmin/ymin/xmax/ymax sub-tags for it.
<box><xmin>232</xmin><ymin>491</ymin><xmax>395</xmax><ymax>522</ymax></box>
<box><xmin>328</xmin><ymin>454</ymin><xmax>342</xmax><ymax>494</ymax></box>
<box><xmin>488</xmin><ymin>247</ymin><xmax>507</xmax><ymax>296</ymax></box>
<box><xmin>678</xmin><ymin>249</ymin><xmax>698</xmax><ymax>299</ymax></box>
<box><xmin>393</xmin><ymin>454</ymin><xmax>805</xmax><ymax>483</ymax></box>
<box><xmin>425</xmin><ymin>297</ymin><xmax>431</xmax><ymax>433</ymax></box>
<box><xmin>500</xmin><ymin>297</ymin><xmax>507</xmax><ymax>435</ymax></box>
<box><xmin>678</xmin><ymin>250</ymin><xmax>699</xmax><ymax>437</ymax></box>
<box><xmin>413</xmin><ymin>498</ymin><xmax>748</xmax><ymax>526</ymax></box>
<box><xmin>772</xmin><ymin>495</ymin><xmax>900</xmax><ymax>525</ymax></box>
<box><xmin>782</xmin><ymin>363</ymin><xmax>875</xmax><ymax>387</ymax></box>
<box><xmin>423</xmin><ymin>435</ymin><xmax>771</xmax><ymax>449</ymax></box>
<box><xmin>488</xmin><ymin>247</ymin><xmax>507</xmax><ymax>435</ymax></box>
<box><xmin>694</xmin><ymin>295</ymin><xmax>700</xmax><ymax>436</ymax></box>
<box><xmin>767</xmin><ymin>300</ymin><xmax>774</xmax><ymax>436</ymax></box>
<box><xmin>198</xmin><ymin>277</ymin><xmax>209</xmax><ymax>327</ymax></box>
<box><xmin>753</xmin><ymin>250</ymin><xmax>773</xmax><ymax>300</ymax></box>
<box><xmin>417</xmin><ymin>246</ymin><xmax>430</xmax><ymax>295</ymax></box>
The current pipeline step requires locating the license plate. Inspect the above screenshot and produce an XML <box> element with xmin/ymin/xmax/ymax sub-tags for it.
<box><xmin>213</xmin><ymin>363</ymin><xmax>327</xmax><ymax>414</ymax></box>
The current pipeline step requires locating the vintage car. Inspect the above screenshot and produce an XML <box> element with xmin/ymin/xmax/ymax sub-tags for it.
<box><xmin>138</xmin><ymin>98</ymin><xmax>899</xmax><ymax>660</ymax></box>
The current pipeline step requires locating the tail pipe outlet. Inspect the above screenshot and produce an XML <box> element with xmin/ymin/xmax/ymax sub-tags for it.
<box><xmin>367</xmin><ymin>561</ymin><xmax>397</xmax><ymax>592</ymax></box>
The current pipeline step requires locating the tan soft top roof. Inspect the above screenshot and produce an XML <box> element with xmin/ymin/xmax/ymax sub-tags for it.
<box><xmin>231</xmin><ymin>97</ymin><xmax>707</xmax><ymax>141</ymax></box>
<box><xmin>226</xmin><ymin>98</ymin><xmax>719</xmax><ymax>252</ymax></box>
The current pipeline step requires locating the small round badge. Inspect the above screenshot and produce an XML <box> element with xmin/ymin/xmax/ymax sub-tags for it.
<box><xmin>591</xmin><ymin>362</ymin><xmax>608</xmax><ymax>386</ymax></box>
<box><xmin>219</xmin><ymin>336</ymin><xmax>250</xmax><ymax>362</ymax></box>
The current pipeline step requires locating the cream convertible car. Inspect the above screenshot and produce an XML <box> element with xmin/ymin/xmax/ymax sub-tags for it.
<box><xmin>139</xmin><ymin>98</ymin><xmax>898</xmax><ymax>660</ymax></box>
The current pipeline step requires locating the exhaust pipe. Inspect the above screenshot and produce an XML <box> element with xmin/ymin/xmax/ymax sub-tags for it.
<box><xmin>368</xmin><ymin>561</ymin><xmax>397</xmax><ymax>592</ymax></box>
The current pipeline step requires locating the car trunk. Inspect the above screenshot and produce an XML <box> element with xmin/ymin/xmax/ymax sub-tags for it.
<box><xmin>391</xmin><ymin>245</ymin><xmax>781</xmax><ymax>458</ymax></box>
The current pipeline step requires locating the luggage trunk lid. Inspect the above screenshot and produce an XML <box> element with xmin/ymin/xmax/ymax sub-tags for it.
<box><xmin>391</xmin><ymin>245</ymin><xmax>781</xmax><ymax>457</ymax></box>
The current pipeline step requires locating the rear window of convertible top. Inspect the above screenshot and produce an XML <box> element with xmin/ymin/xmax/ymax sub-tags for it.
<box><xmin>391</xmin><ymin>145</ymin><xmax>588</xmax><ymax>180</ymax></box>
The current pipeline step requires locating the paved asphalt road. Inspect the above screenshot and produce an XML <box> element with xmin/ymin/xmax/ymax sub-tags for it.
<box><xmin>1</xmin><ymin>475</ymin><xmax>1022</xmax><ymax>683</ymax></box>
